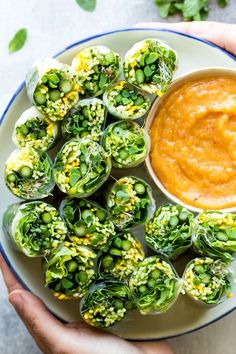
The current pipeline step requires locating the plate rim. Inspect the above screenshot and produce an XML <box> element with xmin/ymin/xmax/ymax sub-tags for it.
<box><xmin>1</xmin><ymin>27</ymin><xmax>236</xmax><ymax>341</ymax></box>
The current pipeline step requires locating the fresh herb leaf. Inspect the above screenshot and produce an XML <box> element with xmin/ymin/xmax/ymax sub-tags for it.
<box><xmin>76</xmin><ymin>0</ymin><xmax>96</xmax><ymax>12</ymax></box>
<box><xmin>8</xmin><ymin>28</ymin><xmax>27</xmax><ymax>54</ymax></box>
<box><xmin>218</xmin><ymin>0</ymin><xmax>228</xmax><ymax>7</ymax></box>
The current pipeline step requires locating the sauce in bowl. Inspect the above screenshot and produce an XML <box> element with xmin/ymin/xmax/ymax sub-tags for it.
<box><xmin>150</xmin><ymin>73</ymin><xmax>236</xmax><ymax>210</ymax></box>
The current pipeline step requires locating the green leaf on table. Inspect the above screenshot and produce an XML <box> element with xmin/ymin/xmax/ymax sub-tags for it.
<box><xmin>8</xmin><ymin>28</ymin><xmax>27</xmax><ymax>54</ymax></box>
<box><xmin>217</xmin><ymin>0</ymin><xmax>228</xmax><ymax>7</ymax></box>
<box><xmin>76</xmin><ymin>0</ymin><xmax>96</xmax><ymax>12</ymax></box>
<box><xmin>182</xmin><ymin>0</ymin><xmax>208</xmax><ymax>20</ymax></box>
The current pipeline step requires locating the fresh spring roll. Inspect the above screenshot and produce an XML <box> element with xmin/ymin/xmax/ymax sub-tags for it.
<box><xmin>44</xmin><ymin>241</ymin><xmax>97</xmax><ymax>300</ymax></box>
<box><xmin>102</xmin><ymin>81</ymin><xmax>150</xmax><ymax>120</ymax></box>
<box><xmin>124</xmin><ymin>39</ymin><xmax>177</xmax><ymax>95</ymax></box>
<box><xmin>3</xmin><ymin>201</ymin><xmax>67</xmax><ymax>257</ymax></box>
<box><xmin>26</xmin><ymin>58</ymin><xmax>79</xmax><ymax>121</ymax></box>
<box><xmin>72</xmin><ymin>46</ymin><xmax>122</xmax><ymax>97</ymax></box>
<box><xmin>193</xmin><ymin>211</ymin><xmax>236</xmax><ymax>263</ymax></box>
<box><xmin>61</xmin><ymin>98</ymin><xmax>107</xmax><ymax>142</ymax></box>
<box><xmin>129</xmin><ymin>256</ymin><xmax>182</xmax><ymax>314</ymax></box>
<box><xmin>106</xmin><ymin>176</ymin><xmax>155</xmax><ymax>230</ymax></box>
<box><xmin>98</xmin><ymin>232</ymin><xmax>145</xmax><ymax>282</ymax></box>
<box><xmin>101</xmin><ymin>120</ymin><xmax>150</xmax><ymax>168</ymax></box>
<box><xmin>59</xmin><ymin>197</ymin><xmax>115</xmax><ymax>248</ymax></box>
<box><xmin>80</xmin><ymin>281</ymin><xmax>134</xmax><ymax>328</ymax></box>
<box><xmin>145</xmin><ymin>204</ymin><xmax>194</xmax><ymax>260</ymax></box>
<box><xmin>5</xmin><ymin>147</ymin><xmax>54</xmax><ymax>199</ymax></box>
<box><xmin>12</xmin><ymin>107</ymin><xmax>59</xmax><ymax>151</ymax></box>
<box><xmin>54</xmin><ymin>138</ymin><xmax>111</xmax><ymax>198</ymax></box>
<box><xmin>183</xmin><ymin>257</ymin><xmax>233</xmax><ymax>306</ymax></box>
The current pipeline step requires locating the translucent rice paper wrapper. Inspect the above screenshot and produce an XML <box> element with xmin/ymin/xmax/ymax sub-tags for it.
<box><xmin>98</xmin><ymin>232</ymin><xmax>145</xmax><ymax>282</ymax></box>
<box><xmin>129</xmin><ymin>255</ymin><xmax>183</xmax><ymax>315</ymax></box>
<box><xmin>182</xmin><ymin>257</ymin><xmax>234</xmax><ymax>308</ymax></box>
<box><xmin>192</xmin><ymin>211</ymin><xmax>236</xmax><ymax>263</ymax></box>
<box><xmin>145</xmin><ymin>204</ymin><xmax>194</xmax><ymax>261</ymax></box>
<box><xmin>61</xmin><ymin>98</ymin><xmax>107</xmax><ymax>142</ymax></box>
<box><xmin>3</xmin><ymin>201</ymin><xmax>67</xmax><ymax>257</ymax></box>
<box><xmin>72</xmin><ymin>45</ymin><xmax>122</xmax><ymax>97</ymax></box>
<box><xmin>124</xmin><ymin>38</ymin><xmax>178</xmax><ymax>95</ymax></box>
<box><xmin>80</xmin><ymin>280</ymin><xmax>135</xmax><ymax>328</ymax></box>
<box><xmin>100</xmin><ymin>120</ymin><xmax>150</xmax><ymax>168</ymax></box>
<box><xmin>43</xmin><ymin>241</ymin><xmax>98</xmax><ymax>300</ymax></box>
<box><xmin>59</xmin><ymin>197</ymin><xmax>115</xmax><ymax>249</ymax></box>
<box><xmin>12</xmin><ymin>106</ymin><xmax>59</xmax><ymax>151</ymax></box>
<box><xmin>4</xmin><ymin>147</ymin><xmax>55</xmax><ymax>200</ymax></box>
<box><xmin>54</xmin><ymin>138</ymin><xmax>112</xmax><ymax>198</ymax></box>
<box><xmin>26</xmin><ymin>58</ymin><xmax>79</xmax><ymax>121</ymax></box>
<box><xmin>103</xmin><ymin>81</ymin><xmax>151</xmax><ymax>120</ymax></box>
<box><xmin>105</xmin><ymin>175</ymin><xmax>155</xmax><ymax>230</ymax></box>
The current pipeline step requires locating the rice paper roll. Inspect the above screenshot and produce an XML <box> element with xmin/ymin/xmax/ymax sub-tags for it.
<box><xmin>193</xmin><ymin>211</ymin><xmax>236</xmax><ymax>262</ymax></box>
<box><xmin>72</xmin><ymin>46</ymin><xmax>122</xmax><ymax>97</ymax></box>
<box><xmin>98</xmin><ymin>232</ymin><xmax>145</xmax><ymax>282</ymax></box>
<box><xmin>183</xmin><ymin>257</ymin><xmax>233</xmax><ymax>306</ymax></box>
<box><xmin>59</xmin><ymin>197</ymin><xmax>115</xmax><ymax>248</ymax></box>
<box><xmin>103</xmin><ymin>81</ymin><xmax>150</xmax><ymax>120</ymax></box>
<box><xmin>3</xmin><ymin>201</ymin><xmax>67</xmax><ymax>257</ymax></box>
<box><xmin>12</xmin><ymin>107</ymin><xmax>59</xmax><ymax>151</ymax></box>
<box><xmin>106</xmin><ymin>176</ymin><xmax>155</xmax><ymax>230</ymax></box>
<box><xmin>101</xmin><ymin>120</ymin><xmax>150</xmax><ymax>168</ymax></box>
<box><xmin>129</xmin><ymin>256</ymin><xmax>182</xmax><ymax>314</ymax></box>
<box><xmin>26</xmin><ymin>58</ymin><xmax>79</xmax><ymax>121</ymax></box>
<box><xmin>80</xmin><ymin>281</ymin><xmax>134</xmax><ymax>328</ymax></box>
<box><xmin>145</xmin><ymin>204</ymin><xmax>194</xmax><ymax>260</ymax></box>
<box><xmin>61</xmin><ymin>98</ymin><xmax>107</xmax><ymax>142</ymax></box>
<box><xmin>54</xmin><ymin>138</ymin><xmax>111</xmax><ymax>198</ymax></box>
<box><xmin>124</xmin><ymin>39</ymin><xmax>177</xmax><ymax>95</ymax></box>
<box><xmin>5</xmin><ymin>147</ymin><xmax>54</xmax><ymax>199</ymax></box>
<box><xmin>43</xmin><ymin>241</ymin><xmax>97</xmax><ymax>300</ymax></box>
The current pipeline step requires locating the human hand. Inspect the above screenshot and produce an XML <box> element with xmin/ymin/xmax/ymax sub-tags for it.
<box><xmin>0</xmin><ymin>254</ymin><xmax>173</xmax><ymax>354</ymax></box>
<box><xmin>134</xmin><ymin>21</ymin><xmax>236</xmax><ymax>56</ymax></box>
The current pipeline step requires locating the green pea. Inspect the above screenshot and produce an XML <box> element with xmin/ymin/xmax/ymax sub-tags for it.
<box><xmin>179</xmin><ymin>212</ymin><xmax>188</xmax><ymax>221</ymax></box>
<box><xmin>150</xmin><ymin>269</ymin><xmax>161</xmax><ymax>279</ymax></box>
<box><xmin>135</xmin><ymin>69</ymin><xmax>145</xmax><ymax>84</ymax></box>
<box><xmin>20</xmin><ymin>125</ymin><xmax>29</xmax><ymax>135</ymax></box>
<box><xmin>216</xmin><ymin>231</ymin><xmax>228</xmax><ymax>242</ymax></box>
<box><xmin>102</xmin><ymin>255</ymin><xmax>114</xmax><ymax>269</ymax></box>
<box><xmin>113</xmin><ymin>299</ymin><xmax>124</xmax><ymax>310</ymax></box>
<box><xmin>134</xmin><ymin>183</ymin><xmax>145</xmax><ymax>195</ymax></box>
<box><xmin>79</xmin><ymin>200</ymin><xmax>86</xmax><ymax>207</ymax></box>
<box><xmin>74</xmin><ymin>221</ymin><xmax>87</xmax><ymax>236</ymax></box>
<box><xmin>147</xmin><ymin>278</ymin><xmax>156</xmax><ymax>288</ymax></box>
<box><xmin>125</xmin><ymin>301</ymin><xmax>134</xmax><ymax>310</ymax></box>
<box><xmin>7</xmin><ymin>173</ymin><xmax>16</xmax><ymax>183</ymax></box>
<box><xmin>49</xmin><ymin>89</ymin><xmax>61</xmax><ymax>102</ymax></box>
<box><xmin>169</xmin><ymin>216</ymin><xmax>179</xmax><ymax>227</ymax></box>
<box><xmin>194</xmin><ymin>265</ymin><xmax>205</xmax><ymax>274</ymax></box>
<box><xmin>81</xmin><ymin>209</ymin><xmax>94</xmax><ymax>222</ymax></box>
<box><xmin>95</xmin><ymin>209</ymin><xmax>106</xmax><ymax>222</ymax></box>
<box><xmin>34</xmin><ymin>91</ymin><xmax>46</xmax><ymax>105</ymax></box>
<box><xmin>113</xmin><ymin>237</ymin><xmax>123</xmax><ymax>249</ymax></box>
<box><xmin>138</xmin><ymin>285</ymin><xmax>147</xmax><ymax>294</ymax></box>
<box><xmin>67</xmin><ymin>260</ymin><xmax>78</xmax><ymax>273</ymax></box>
<box><xmin>75</xmin><ymin>271</ymin><xmax>88</xmax><ymax>283</ymax></box>
<box><xmin>82</xmin><ymin>120</ymin><xmax>88</xmax><ymax>128</ymax></box>
<box><xmin>109</xmin><ymin>248</ymin><xmax>122</xmax><ymax>256</ymax></box>
<box><xmin>121</xmin><ymin>240</ymin><xmax>132</xmax><ymax>251</ymax></box>
<box><xmin>19</xmin><ymin>166</ymin><xmax>33</xmax><ymax>178</ymax></box>
<box><xmin>145</xmin><ymin>52</ymin><xmax>159</xmax><ymax>65</ymax></box>
<box><xmin>41</xmin><ymin>212</ymin><xmax>52</xmax><ymax>224</ymax></box>
<box><xmin>61</xmin><ymin>278</ymin><xmax>74</xmax><ymax>289</ymax></box>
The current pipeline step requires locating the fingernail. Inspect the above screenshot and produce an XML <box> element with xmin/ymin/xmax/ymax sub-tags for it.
<box><xmin>9</xmin><ymin>292</ymin><xmax>23</xmax><ymax>312</ymax></box>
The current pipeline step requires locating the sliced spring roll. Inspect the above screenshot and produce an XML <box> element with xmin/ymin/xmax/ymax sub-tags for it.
<box><xmin>72</xmin><ymin>46</ymin><xmax>122</xmax><ymax>97</ymax></box>
<box><xmin>54</xmin><ymin>138</ymin><xmax>111</xmax><ymax>198</ymax></box>
<box><xmin>145</xmin><ymin>204</ymin><xmax>194</xmax><ymax>260</ymax></box>
<box><xmin>183</xmin><ymin>257</ymin><xmax>233</xmax><ymax>306</ymax></box>
<box><xmin>5</xmin><ymin>147</ymin><xmax>54</xmax><ymax>199</ymax></box>
<box><xmin>12</xmin><ymin>107</ymin><xmax>59</xmax><ymax>151</ymax></box>
<box><xmin>101</xmin><ymin>120</ymin><xmax>150</xmax><ymax>168</ymax></box>
<box><xmin>3</xmin><ymin>201</ymin><xmax>67</xmax><ymax>257</ymax></box>
<box><xmin>106</xmin><ymin>176</ymin><xmax>155</xmax><ymax>230</ymax></box>
<box><xmin>26</xmin><ymin>58</ymin><xmax>79</xmax><ymax>121</ymax></box>
<box><xmin>59</xmin><ymin>197</ymin><xmax>115</xmax><ymax>248</ymax></box>
<box><xmin>44</xmin><ymin>241</ymin><xmax>97</xmax><ymax>299</ymax></box>
<box><xmin>193</xmin><ymin>211</ymin><xmax>236</xmax><ymax>262</ymax></box>
<box><xmin>129</xmin><ymin>256</ymin><xmax>182</xmax><ymax>314</ymax></box>
<box><xmin>80</xmin><ymin>281</ymin><xmax>134</xmax><ymax>328</ymax></box>
<box><xmin>61</xmin><ymin>98</ymin><xmax>107</xmax><ymax>142</ymax></box>
<box><xmin>98</xmin><ymin>232</ymin><xmax>145</xmax><ymax>282</ymax></box>
<box><xmin>103</xmin><ymin>81</ymin><xmax>150</xmax><ymax>120</ymax></box>
<box><xmin>124</xmin><ymin>39</ymin><xmax>177</xmax><ymax>95</ymax></box>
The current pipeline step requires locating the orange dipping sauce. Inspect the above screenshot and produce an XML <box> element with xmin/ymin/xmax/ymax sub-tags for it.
<box><xmin>150</xmin><ymin>75</ymin><xmax>236</xmax><ymax>210</ymax></box>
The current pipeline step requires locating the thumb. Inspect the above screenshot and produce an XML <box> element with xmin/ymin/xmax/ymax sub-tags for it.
<box><xmin>9</xmin><ymin>289</ymin><xmax>65</xmax><ymax>353</ymax></box>
<box><xmin>134</xmin><ymin>21</ymin><xmax>236</xmax><ymax>56</ymax></box>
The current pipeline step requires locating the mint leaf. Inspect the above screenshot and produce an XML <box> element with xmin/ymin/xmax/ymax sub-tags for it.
<box><xmin>8</xmin><ymin>28</ymin><xmax>27</xmax><ymax>54</ymax></box>
<box><xmin>76</xmin><ymin>0</ymin><xmax>96</xmax><ymax>12</ymax></box>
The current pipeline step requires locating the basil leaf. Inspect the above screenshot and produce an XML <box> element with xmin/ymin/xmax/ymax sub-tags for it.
<box><xmin>9</xmin><ymin>28</ymin><xmax>27</xmax><ymax>54</ymax></box>
<box><xmin>76</xmin><ymin>0</ymin><xmax>96</xmax><ymax>12</ymax></box>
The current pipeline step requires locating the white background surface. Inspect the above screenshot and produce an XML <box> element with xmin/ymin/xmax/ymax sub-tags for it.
<box><xmin>0</xmin><ymin>1</ymin><xmax>236</xmax><ymax>353</ymax></box>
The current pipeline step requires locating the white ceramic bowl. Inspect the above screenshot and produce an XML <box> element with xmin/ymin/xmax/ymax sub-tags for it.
<box><xmin>1</xmin><ymin>28</ymin><xmax>236</xmax><ymax>341</ymax></box>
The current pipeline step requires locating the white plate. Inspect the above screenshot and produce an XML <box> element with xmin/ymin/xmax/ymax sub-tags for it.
<box><xmin>1</xmin><ymin>28</ymin><xmax>236</xmax><ymax>341</ymax></box>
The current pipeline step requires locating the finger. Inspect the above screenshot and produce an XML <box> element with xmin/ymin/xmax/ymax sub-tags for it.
<box><xmin>134</xmin><ymin>22</ymin><xmax>236</xmax><ymax>56</ymax></box>
<box><xmin>0</xmin><ymin>253</ymin><xmax>23</xmax><ymax>293</ymax></box>
<box><xmin>134</xmin><ymin>340</ymin><xmax>174</xmax><ymax>354</ymax></box>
